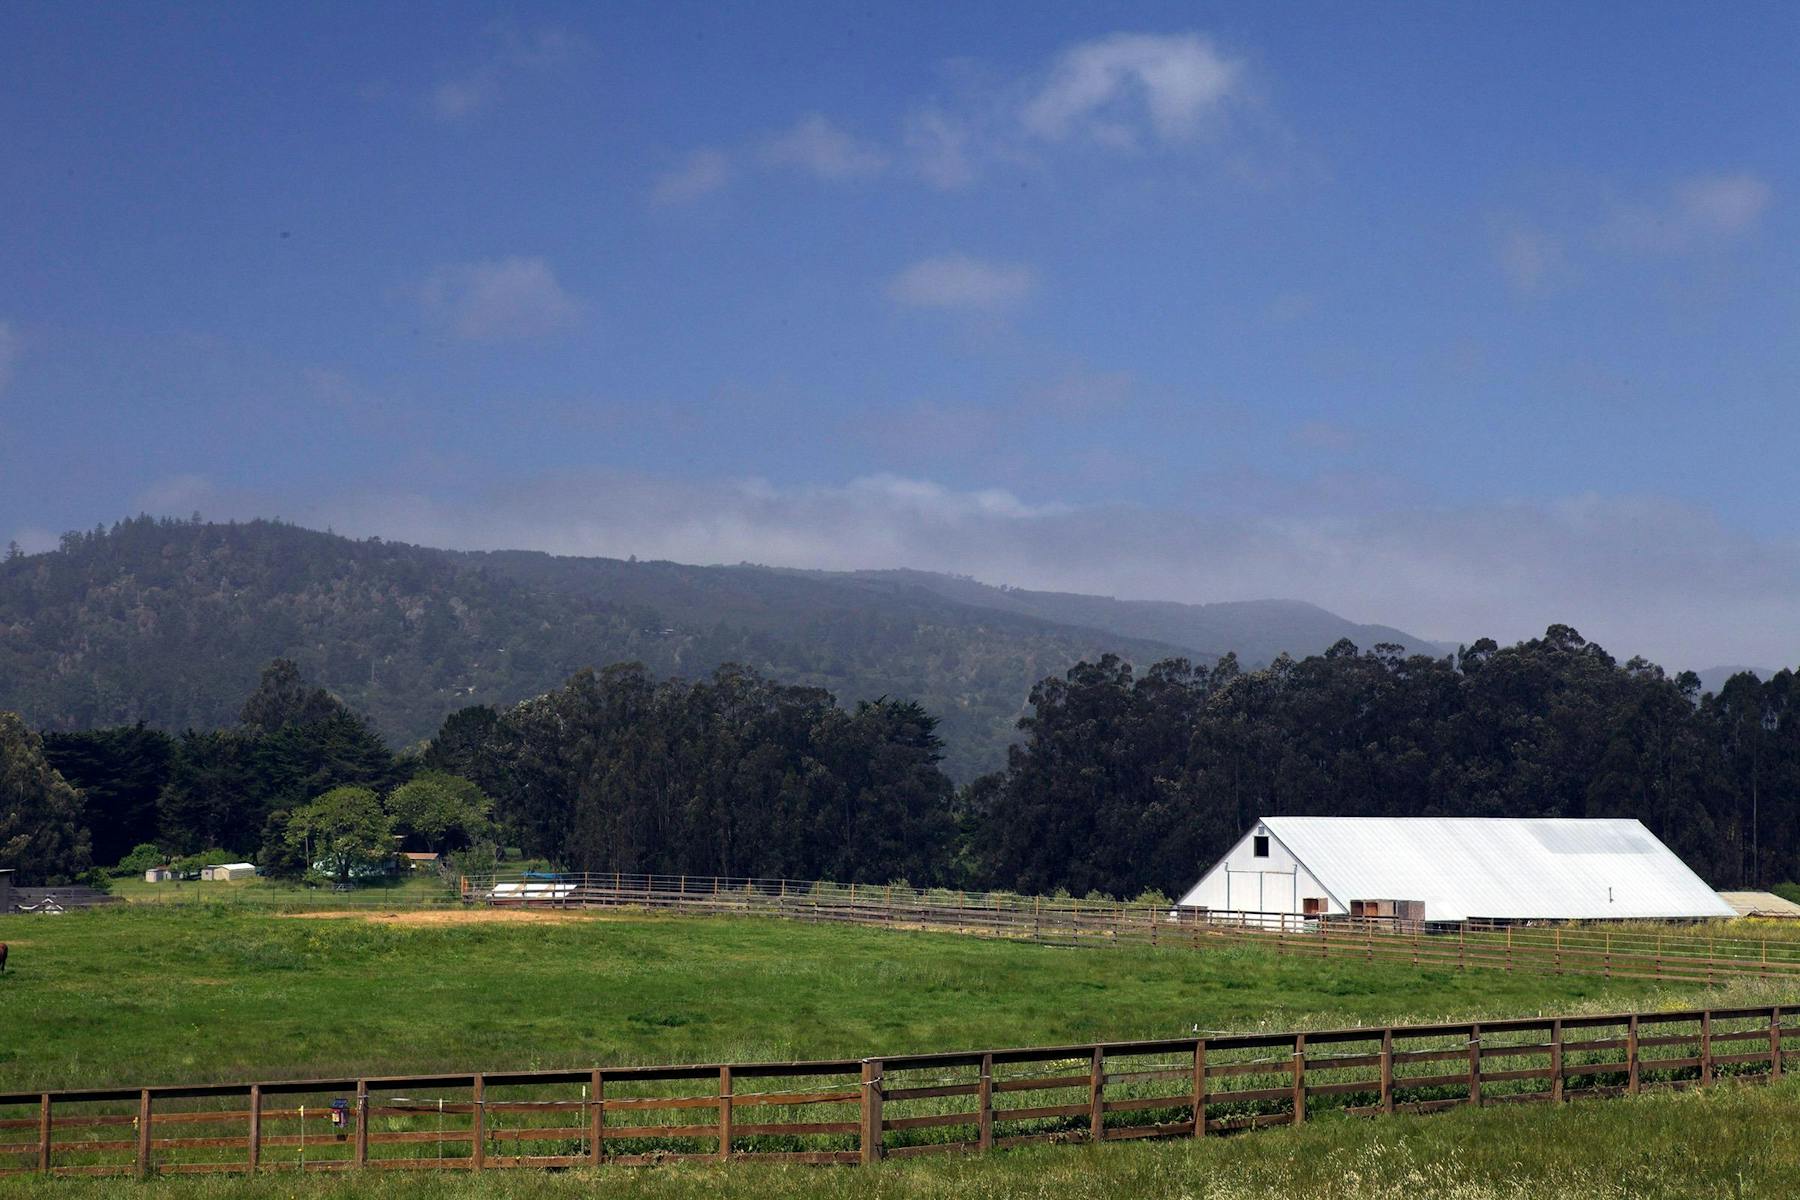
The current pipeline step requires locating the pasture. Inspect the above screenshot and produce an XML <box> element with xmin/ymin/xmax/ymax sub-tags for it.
<box><xmin>2</xmin><ymin>1072</ymin><xmax>1798</xmax><ymax>1198</ymax></box>
<box><xmin>0</xmin><ymin>902</ymin><xmax>1781</xmax><ymax>1092</ymax></box>
<box><xmin>4</xmin><ymin>899</ymin><xmax>1800</xmax><ymax>1196</ymax></box>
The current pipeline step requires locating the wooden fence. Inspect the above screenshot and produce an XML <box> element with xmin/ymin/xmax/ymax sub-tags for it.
<box><xmin>464</xmin><ymin>871</ymin><xmax>1800</xmax><ymax>986</ymax></box>
<box><xmin>2</xmin><ymin>1005</ymin><xmax>1790</xmax><ymax>1178</ymax></box>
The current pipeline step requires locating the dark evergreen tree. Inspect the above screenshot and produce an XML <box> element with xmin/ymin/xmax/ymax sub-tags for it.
<box><xmin>0</xmin><ymin>710</ymin><xmax>93</xmax><ymax>884</ymax></box>
<box><xmin>40</xmin><ymin>723</ymin><xmax>173</xmax><ymax>865</ymax></box>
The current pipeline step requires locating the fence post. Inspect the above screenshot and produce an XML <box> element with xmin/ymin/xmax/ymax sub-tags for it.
<box><xmin>1468</xmin><ymin>1023</ymin><xmax>1481</xmax><ymax>1107</ymax></box>
<box><xmin>1700</xmin><ymin>1011</ymin><xmax>1713</xmax><ymax>1085</ymax></box>
<box><xmin>248</xmin><ymin>1084</ymin><xmax>261</xmax><ymax>1173</ymax></box>
<box><xmin>859</xmin><ymin>1060</ymin><xmax>883</xmax><ymax>1164</ymax></box>
<box><xmin>1088</xmin><ymin>1046</ymin><xmax>1105</xmax><ymax>1141</ymax></box>
<box><xmin>355</xmin><ymin>1080</ymin><xmax>369</xmax><ymax>1167</ymax></box>
<box><xmin>590</xmin><ymin>1069</ymin><xmax>604</xmax><ymax>1165</ymax></box>
<box><xmin>1291</xmin><ymin>1033</ymin><xmax>1306</xmax><ymax>1124</ymax></box>
<box><xmin>471</xmin><ymin>1074</ymin><xmax>486</xmax><ymax>1171</ymax></box>
<box><xmin>718</xmin><ymin>1066</ymin><xmax>733</xmax><ymax>1162</ymax></box>
<box><xmin>1192</xmin><ymin>1039</ymin><xmax>1208</xmax><ymax>1136</ymax></box>
<box><xmin>1773</xmin><ymin>1007</ymin><xmax>1784</xmax><ymax>1079</ymax></box>
<box><xmin>1627</xmin><ymin>1016</ymin><xmax>1640</xmax><ymax>1095</ymax></box>
<box><xmin>1551</xmin><ymin>1019</ymin><xmax>1564</xmax><ymax>1102</ymax></box>
<box><xmin>1380</xmin><ymin>1028</ymin><xmax>1395</xmax><ymax>1114</ymax></box>
<box><xmin>37</xmin><ymin>1094</ymin><xmax>50</xmax><ymax>1175</ymax></box>
<box><xmin>137</xmin><ymin>1090</ymin><xmax>152</xmax><ymax>1178</ymax></box>
<box><xmin>978</xmin><ymin>1053</ymin><xmax>994</xmax><ymax>1151</ymax></box>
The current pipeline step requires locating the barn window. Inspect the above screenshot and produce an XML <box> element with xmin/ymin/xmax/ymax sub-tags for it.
<box><xmin>1253</xmin><ymin>835</ymin><xmax>1269</xmax><ymax>858</ymax></box>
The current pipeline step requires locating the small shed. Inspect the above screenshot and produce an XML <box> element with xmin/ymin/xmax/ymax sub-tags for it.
<box><xmin>1717</xmin><ymin>891</ymin><xmax>1800</xmax><ymax>919</ymax></box>
<box><xmin>200</xmin><ymin>862</ymin><xmax>256</xmax><ymax>881</ymax></box>
<box><xmin>144</xmin><ymin>866</ymin><xmax>175</xmax><ymax>883</ymax></box>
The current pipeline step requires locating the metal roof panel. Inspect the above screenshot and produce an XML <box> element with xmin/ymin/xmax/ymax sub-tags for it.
<box><xmin>1257</xmin><ymin>817</ymin><xmax>1732</xmax><ymax>922</ymax></box>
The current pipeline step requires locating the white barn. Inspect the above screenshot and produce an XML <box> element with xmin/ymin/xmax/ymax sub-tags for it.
<box><xmin>1176</xmin><ymin>817</ymin><xmax>1733</xmax><ymax>923</ymax></box>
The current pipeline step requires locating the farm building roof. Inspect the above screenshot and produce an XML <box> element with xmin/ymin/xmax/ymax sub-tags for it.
<box><xmin>1245</xmin><ymin>817</ymin><xmax>1732</xmax><ymax>922</ymax></box>
<box><xmin>1717</xmin><ymin>890</ymin><xmax>1800</xmax><ymax>918</ymax></box>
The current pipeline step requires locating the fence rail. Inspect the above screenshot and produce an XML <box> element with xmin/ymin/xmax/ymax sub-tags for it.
<box><xmin>460</xmin><ymin>871</ymin><xmax>1800</xmax><ymax>986</ymax></box>
<box><xmin>2</xmin><ymin>1004</ymin><xmax>1789</xmax><ymax>1178</ymax></box>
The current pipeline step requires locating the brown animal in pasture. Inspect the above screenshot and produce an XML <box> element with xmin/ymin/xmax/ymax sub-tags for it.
<box><xmin>0</xmin><ymin>942</ymin><xmax>7</xmax><ymax>972</ymax></box>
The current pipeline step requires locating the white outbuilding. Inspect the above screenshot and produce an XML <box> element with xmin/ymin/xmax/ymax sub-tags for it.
<box><xmin>1176</xmin><ymin>816</ymin><xmax>1733</xmax><ymax>924</ymax></box>
<box><xmin>200</xmin><ymin>862</ymin><xmax>256</xmax><ymax>882</ymax></box>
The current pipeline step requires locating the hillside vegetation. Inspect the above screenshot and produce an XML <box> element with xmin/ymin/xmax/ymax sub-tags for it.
<box><xmin>0</xmin><ymin>518</ymin><xmax>1206</xmax><ymax>780</ymax></box>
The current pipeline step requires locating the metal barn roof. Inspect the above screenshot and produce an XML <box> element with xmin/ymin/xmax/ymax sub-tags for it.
<box><xmin>1258</xmin><ymin>817</ymin><xmax>1732</xmax><ymax>922</ymax></box>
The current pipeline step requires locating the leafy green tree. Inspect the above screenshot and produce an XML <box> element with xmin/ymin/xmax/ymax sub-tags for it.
<box><xmin>0</xmin><ymin>710</ymin><xmax>93</xmax><ymax>884</ymax></box>
<box><xmin>286</xmin><ymin>786</ymin><xmax>393</xmax><ymax>887</ymax></box>
<box><xmin>386</xmin><ymin>772</ymin><xmax>493</xmax><ymax>856</ymax></box>
<box><xmin>111</xmin><ymin>842</ymin><xmax>166</xmax><ymax>877</ymax></box>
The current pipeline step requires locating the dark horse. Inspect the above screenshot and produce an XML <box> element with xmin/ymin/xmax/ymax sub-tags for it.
<box><xmin>0</xmin><ymin>942</ymin><xmax>8</xmax><ymax>972</ymax></box>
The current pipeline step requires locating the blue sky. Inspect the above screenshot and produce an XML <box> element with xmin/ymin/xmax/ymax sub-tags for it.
<box><xmin>3</xmin><ymin>2</ymin><xmax>1797</xmax><ymax>667</ymax></box>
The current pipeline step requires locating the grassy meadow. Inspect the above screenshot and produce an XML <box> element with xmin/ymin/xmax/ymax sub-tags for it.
<box><xmin>3</xmin><ymin>901</ymin><xmax>1793</xmax><ymax>1091</ymax></box>
<box><xmin>4</xmin><ymin>898</ymin><xmax>1800</xmax><ymax>1196</ymax></box>
<box><xmin>2</xmin><ymin>1076</ymin><xmax>1797</xmax><ymax>1199</ymax></box>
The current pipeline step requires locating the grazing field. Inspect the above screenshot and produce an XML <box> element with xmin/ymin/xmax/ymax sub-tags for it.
<box><xmin>5</xmin><ymin>901</ymin><xmax>1800</xmax><ymax>1197</ymax></box>
<box><xmin>1</xmin><ymin>902</ymin><xmax>1793</xmax><ymax>1092</ymax></box>
<box><xmin>2</xmin><ymin>1077</ymin><xmax>1798</xmax><ymax>1199</ymax></box>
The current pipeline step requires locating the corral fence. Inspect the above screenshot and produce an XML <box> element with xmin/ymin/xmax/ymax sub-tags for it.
<box><xmin>2</xmin><ymin>1005</ymin><xmax>1791</xmax><ymax>1179</ymax></box>
<box><xmin>462</xmin><ymin>871</ymin><xmax>1800</xmax><ymax>986</ymax></box>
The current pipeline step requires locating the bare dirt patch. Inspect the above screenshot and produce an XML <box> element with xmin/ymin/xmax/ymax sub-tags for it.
<box><xmin>279</xmin><ymin>907</ymin><xmax>608</xmax><ymax>927</ymax></box>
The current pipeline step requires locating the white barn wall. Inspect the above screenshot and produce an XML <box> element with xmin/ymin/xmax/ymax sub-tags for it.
<box><xmin>1175</xmin><ymin>823</ymin><xmax>1339</xmax><ymax>917</ymax></box>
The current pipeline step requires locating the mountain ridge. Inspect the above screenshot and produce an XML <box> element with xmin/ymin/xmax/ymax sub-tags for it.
<box><xmin>0</xmin><ymin>516</ymin><xmax>1450</xmax><ymax>780</ymax></box>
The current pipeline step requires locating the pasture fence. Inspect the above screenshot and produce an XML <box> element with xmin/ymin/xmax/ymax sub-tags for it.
<box><xmin>462</xmin><ymin>871</ymin><xmax>1800</xmax><ymax>986</ymax></box>
<box><xmin>1</xmin><ymin>1005</ymin><xmax>1790</xmax><ymax>1178</ymax></box>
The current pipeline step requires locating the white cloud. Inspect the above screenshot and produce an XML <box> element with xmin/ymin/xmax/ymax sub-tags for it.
<box><xmin>649</xmin><ymin>148</ymin><xmax>733</xmax><ymax>205</ymax></box>
<box><xmin>0</xmin><ymin>321</ymin><xmax>20</xmax><ymax>396</ymax></box>
<box><xmin>658</xmin><ymin>29</ymin><xmax>1267</xmax><ymax>196</ymax></box>
<box><xmin>425</xmin><ymin>25</ymin><xmax>586</xmax><ymax>121</ymax></box>
<box><xmin>1022</xmin><ymin>32</ymin><xmax>1244</xmax><ymax>145</ymax></box>
<box><xmin>1494</xmin><ymin>225</ymin><xmax>1565</xmax><ymax>293</ymax></box>
<box><xmin>1606</xmin><ymin>172</ymin><xmax>1773</xmax><ymax>253</ymax></box>
<box><xmin>761</xmin><ymin>114</ymin><xmax>889</xmax><ymax>180</ymax></box>
<box><xmin>223</xmin><ymin>470</ymin><xmax>1800</xmax><ymax>670</ymax></box>
<box><xmin>903</xmin><ymin>107</ymin><xmax>976</xmax><ymax>190</ymax></box>
<box><xmin>417</xmin><ymin>257</ymin><xmax>581</xmax><ymax>341</ymax></box>
<box><xmin>430</xmin><ymin>77</ymin><xmax>495</xmax><ymax>121</ymax></box>
<box><xmin>886</xmin><ymin>254</ymin><xmax>1037</xmax><ymax>312</ymax></box>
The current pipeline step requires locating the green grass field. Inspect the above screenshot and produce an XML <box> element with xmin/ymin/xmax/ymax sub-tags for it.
<box><xmin>3</xmin><ymin>900</ymin><xmax>1799</xmax><ymax>1196</ymax></box>
<box><xmin>2</xmin><ymin>1077</ymin><xmax>1796</xmax><ymax>1198</ymax></box>
<box><xmin>2</xmin><ymin>903</ymin><xmax>1782</xmax><ymax>1091</ymax></box>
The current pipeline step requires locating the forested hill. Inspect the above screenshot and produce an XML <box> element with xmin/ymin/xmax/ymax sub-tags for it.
<box><xmin>836</xmin><ymin>570</ymin><xmax>1451</xmax><ymax>664</ymax></box>
<box><xmin>0</xmin><ymin>518</ymin><xmax>1452</xmax><ymax>779</ymax></box>
<box><xmin>1</xmin><ymin>517</ymin><xmax>1182</xmax><ymax>779</ymax></box>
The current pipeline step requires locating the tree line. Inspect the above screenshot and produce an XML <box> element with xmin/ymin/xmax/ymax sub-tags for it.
<box><xmin>4</xmin><ymin>630</ymin><xmax>1798</xmax><ymax>899</ymax></box>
